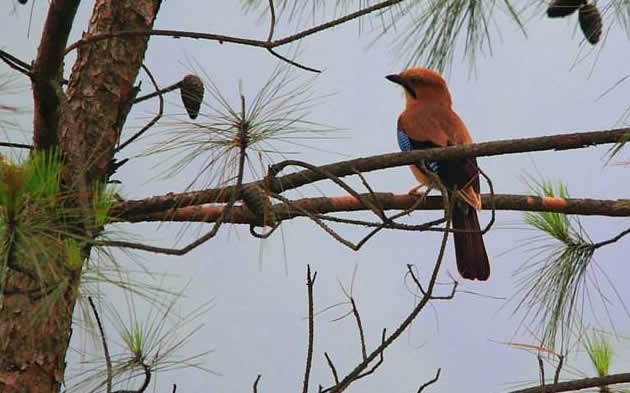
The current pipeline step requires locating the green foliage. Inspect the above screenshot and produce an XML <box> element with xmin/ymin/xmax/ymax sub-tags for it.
<box><xmin>515</xmin><ymin>178</ymin><xmax>599</xmax><ymax>351</ymax></box>
<box><xmin>0</xmin><ymin>150</ymin><xmax>118</xmax><ymax>308</ymax></box>
<box><xmin>583</xmin><ymin>331</ymin><xmax>613</xmax><ymax>377</ymax></box>
<box><xmin>147</xmin><ymin>61</ymin><xmax>339</xmax><ymax>189</ymax></box>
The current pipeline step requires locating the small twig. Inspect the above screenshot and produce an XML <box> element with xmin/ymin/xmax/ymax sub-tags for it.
<box><xmin>88</xmin><ymin>297</ymin><xmax>112</xmax><ymax>393</ymax></box>
<box><xmin>137</xmin><ymin>362</ymin><xmax>151</xmax><ymax>393</ymax></box>
<box><xmin>0</xmin><ymin>141</ymin><xmax>33</xmax><ymax>150</ymax></box>
<box><xmin>249</xmin><ymin>222</ymin><xmax>281</xmax><ymax>239</ymax></box>
<box><xmin>172</xmin><ymin>384</ymin><xmax>177</xmax><ymax>393</ymax></box>
<box><xmin>592</xmin><ymin>225</ymin><xmax>630</xmax><ymax>249</ymax></box>
<box><xmin>0</xmin><ymin>49</ymin><xmax>32</xmax><ymax>77</ymax></box>
<box><xmin>117</xmin><ymin>64</ymin><xmax>164</xmax><ymax>152</ymax></box>
<box><xmin>538</xmin><ymin>355</ymin><xmax>545</xmax><ymax>393</ymax></box>
<box><xmin>132</xmin><ymin>81</ymin><xmax>181</xmax><ymax>105</ymax></box>
<box><xmin>417</xmin><ymin>368</ymin><xmax>441</xmax><ymax>393</ymax></box>
<box><xmin>350</xmin><ymin>298</ymin><xmax>367</xmax><ymax>360</ymax></box>
<box><xmin>354</xmin><ymin>328</ymin><xmax>386</xmax><ymax>380</ymax></box>
<box><xmin>324</xmin><ymin>353</ymin><xmax>339</xmax><ymax>385</ymax></box>
<box><xmin>253</xmin><ymin>374</ymin><xmax>262</xmax><ymax>393</ymax></box>
<box><xmin>267</xmin><ymin>0</ymin><xmax>276</xmax><ymax>42</ymax></box>
<box><xmin>550</xmin><ymin>355</ymin><xmax>564</xmax><ymax>393</ymax></box>
<box><xmin>303</xmin><ymin>265</ymin><xmax>317</xmax><ymax>393</ymax></box>
<box><xmin>478</xmin><ymin>167</ymin><xmax>495</xmax><ymax>235</ymax></box>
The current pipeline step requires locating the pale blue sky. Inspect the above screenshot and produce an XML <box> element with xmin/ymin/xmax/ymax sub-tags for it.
<box><xmin>2</xmin><ymin>2</ymin><xmax>630</xmax><ymax>393</ymax></box>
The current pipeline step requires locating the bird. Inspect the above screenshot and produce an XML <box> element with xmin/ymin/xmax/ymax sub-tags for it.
<box><xmin>385</xmin><ymin>67</ymin><xmax>490</xmax><ymax>281</ymax></box>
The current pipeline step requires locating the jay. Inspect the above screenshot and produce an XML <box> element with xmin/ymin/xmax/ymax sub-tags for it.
<box><xmin>386</xmin><ymin>67</ymin><xmax>490</xmax><ymax>281</ymax></box>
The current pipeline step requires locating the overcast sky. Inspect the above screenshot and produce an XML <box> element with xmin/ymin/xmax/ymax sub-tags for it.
<box><xmin>2</xmin><ymin>1</ymin><xmax>630</xmax><ymax>392</ymax></box>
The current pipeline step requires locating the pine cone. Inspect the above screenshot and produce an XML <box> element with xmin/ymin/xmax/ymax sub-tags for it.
<box><xmin>579</xmin><ymin>4</ymin><xmax>602</xmax><ymax>44</ymax></box>
<box><xmin>180</xmin><ymin>74</ymin><xmax>204</xmax><ymax>119</ymax></box>
<box><xmin>547</xmin><ymin>0</ymin><xmax>585</xmax><ymax>17</ymax></box>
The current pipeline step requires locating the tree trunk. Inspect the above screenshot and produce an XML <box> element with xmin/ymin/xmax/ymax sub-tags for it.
<box><xmin>0</xmin><ymin>1</ymin><xmax>162</xmax><ymax>392</ymax></box>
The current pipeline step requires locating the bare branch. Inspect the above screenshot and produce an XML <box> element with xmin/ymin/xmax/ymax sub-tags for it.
<box><xmin>88</xmin><ymin>297</ymin><xmax>112</xmax><ymax>393</ymax></box>
<box><xmin>417</xmin><ymin>368</ymin><xmax>441</xmax><ymax>393</ymax></box>
<box><xmin>350</xmin><ymin>298</ymin><xmax>367</xmax><ymax>361</ymax></box>
<box><xmin>303</xmin><ymin>265</ymin><xmax>317</xmax><ymax>393</ymax></box>
<box><xmin>324</xmin><ymin>353</ymin><xmax>339</xmax><ymax>385</ymax></box>
<box><xmin>117</xmin><ymin>64</ymin><xmax>164</xmax><ymax>152</ymax></box>
<box><xmin>0</xmin><ymin>141</ymin><xmax>33</xmax><ymax>150</ymax></box>
<box><xmin>509</xmin><ymin>372</ymin><xmax>630</xmax><ymax>393</ymax></box>
<box><xmin>253</xmin><ymin>375</ymin><xmax>262</xmax><ymax>393</ymax></box>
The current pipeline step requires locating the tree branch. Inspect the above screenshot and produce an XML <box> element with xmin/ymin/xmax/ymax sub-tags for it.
<box><xmin>118</xmin><ymin>193</ymin><xmax>630</xmax><ymax>226</ymax></box>
<box><xmin>31</xmin><ymin>0</ymin><xmax>81</xmax><ymax>150</ymax></box>
<box><xmin>112</xmin><ymin>128</ymin><xmax>630</xmax><ymax>217</ymax></box>
<box><xmin>509</xmin><ymin>372</ymin><xmax>630</xmax><ymax>393</ymax></box>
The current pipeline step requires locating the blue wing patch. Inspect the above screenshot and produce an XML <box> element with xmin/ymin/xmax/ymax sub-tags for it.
<box><xmin>397</xmin><ymin>130</ymin><xmax>412</xmax><ymax>152</ymax></box>
<box><xmin>397</xmin><ymin>130</ymin><xmax>439</xmax><ymax>173</ymax></box>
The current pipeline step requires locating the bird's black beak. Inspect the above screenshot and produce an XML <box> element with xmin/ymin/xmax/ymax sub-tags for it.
<box><xmin>385</xmin><ymin>74</ymin><xmax>416</xmax><ymax>98</ymax></box>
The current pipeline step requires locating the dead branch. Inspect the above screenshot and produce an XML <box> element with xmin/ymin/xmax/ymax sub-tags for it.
<box><xmin>509</xmin><ymin>372</ymin><xmax>630</xmax><ymax>393</ymax></box>
<box><xmin>117</xmin><ymin>64</ymin><xmax>164</xmax><ymax>152</ymax></box>
<box><xmin>417</xmin><ymin>369</ymin><xmax>441</xmax><ymax>393</ymax></box>
<box><xmin>88</xmin><ymin>297</ymin><xmax>113</xmax><ymax>393</ymax></box>
<box><xmin>64</xmin><ymin>0</ymin><xmax>406</xmax><ymax>72</ymax></box>
<box><xmin>303</xmin><ymin>266</ymin><xmax>317</xmax><ymax>393</ymax></box>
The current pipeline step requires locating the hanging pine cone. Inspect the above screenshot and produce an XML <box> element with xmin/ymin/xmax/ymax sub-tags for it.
<box><xmin>180</xmin><ymin>74</ymin><xmax>204</xmax><ymax>120</ymax></box>
<box><xmin>579</xmin><ymin>3</ymin><xmax>602</xmax><ymax>44</ymax></box>
<box><xmin>547</xmin><ymin>0</ymin><xmax>585</xmax><ymax>17</ymax></box>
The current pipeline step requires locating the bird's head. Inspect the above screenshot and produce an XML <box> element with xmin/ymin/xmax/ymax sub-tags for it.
<box><xmin>385</xmin><ymin>67</ymin><xmax>451</xmax><ymax>107</ymax></box>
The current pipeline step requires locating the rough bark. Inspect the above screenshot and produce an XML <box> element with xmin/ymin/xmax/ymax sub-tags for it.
<box><xmin>0</xmin><ymin>1</ymin><xmax>162</xmax><ymax>393</ymax></box>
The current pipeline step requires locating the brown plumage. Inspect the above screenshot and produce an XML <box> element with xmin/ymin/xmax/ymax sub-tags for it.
<box><xmin>386</xmin><ymin>67</ymin><xmax>490</xmax><ymax>281</ymax></box>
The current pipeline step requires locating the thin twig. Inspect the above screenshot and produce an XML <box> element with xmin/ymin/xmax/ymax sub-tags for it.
<box><xmin>253</xmin><ymin>374</ymin><xmax>262</xmax><ymax>393</ymax></box>
<box><xmin>350</xmin><ymin>298</ymin><xmax>367</xmax><ymax>360</ymax></box>
<box><xmin>303</xmin><ymin>265</ymin><xmax>317</xmax><ymax>393</ymax></box>
<box><xmin>417</xmin><ymin>368</ymin><xmax>441</xmax><ymax>393</ymax></box>
<box><xmin>117</xmin><ymin>64</ymin><xmax>164</xmax><ymax>152</ymax></box>
<box><xmin>538</xmin><ymin>355</ymin><xmax>545</xmax><ymax>393</ymax></box>
<box><xmin>550</xmin><ymin>355</ymin><xmax>564</xmax><ymax>393</ymax></box>
<box><xmin>88</xmin><ymin>297</ymin><xmax>112</xmax><ymax>393</ymax></box>
<box><xmin>324</xmin><ymin>353</ymin><xmax>339</xmax><ymax>385</ymax></box>
<box><xmin>0</xmin><ymin>141</ymin><xmax>33</xmax><ymax>150</ymax></box>
<box><xmin>0</xmin><ymin>49</ymin><xmax>32</xmax><ymax>77</ymax></box>
<box><xmin>132</xmin><ymin>81</ymin><xmax>181</xmax><ymax>105</ymax></box>
<box><xmin>593</xmin><ymin>225</ymin><xmax>630</xmax><ymax>249</ymax></box>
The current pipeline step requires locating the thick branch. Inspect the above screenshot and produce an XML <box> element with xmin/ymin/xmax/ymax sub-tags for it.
<box><xmin>510</xmin><ymin>372</ymin><xmax>630</xmax><ymax>393</ymax></box>
<box><xmin>112</xmin><ymin>128</ymin><xmax>630</xmax><ymax>217</ymax></box>
<box><xmin>119</xmin><ymin>194</ymin><xmax>630</xmax><ymax>224</ymax></box>
<box><xmin>31</xmin><ymin>0</ymin><xmax>81</xmax><ymax>150</ymax></box>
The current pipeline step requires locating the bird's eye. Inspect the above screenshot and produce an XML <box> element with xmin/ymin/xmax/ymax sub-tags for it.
<box><xmin>409</xmin><ymin>77</ymin><xmax>422</xmax><ymax>85</ymax></box>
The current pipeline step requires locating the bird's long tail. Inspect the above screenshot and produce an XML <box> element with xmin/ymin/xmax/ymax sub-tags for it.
<box><xmin>451</xmin><ymin>202</ymin><xmax>490</xmax><ymax>281</ymax></box>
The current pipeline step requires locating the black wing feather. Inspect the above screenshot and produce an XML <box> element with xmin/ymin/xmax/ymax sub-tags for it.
<box><xmin>408</xmin><ymin>138</ymin><xmax>480</xmax><ymax>193</ymax></box>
